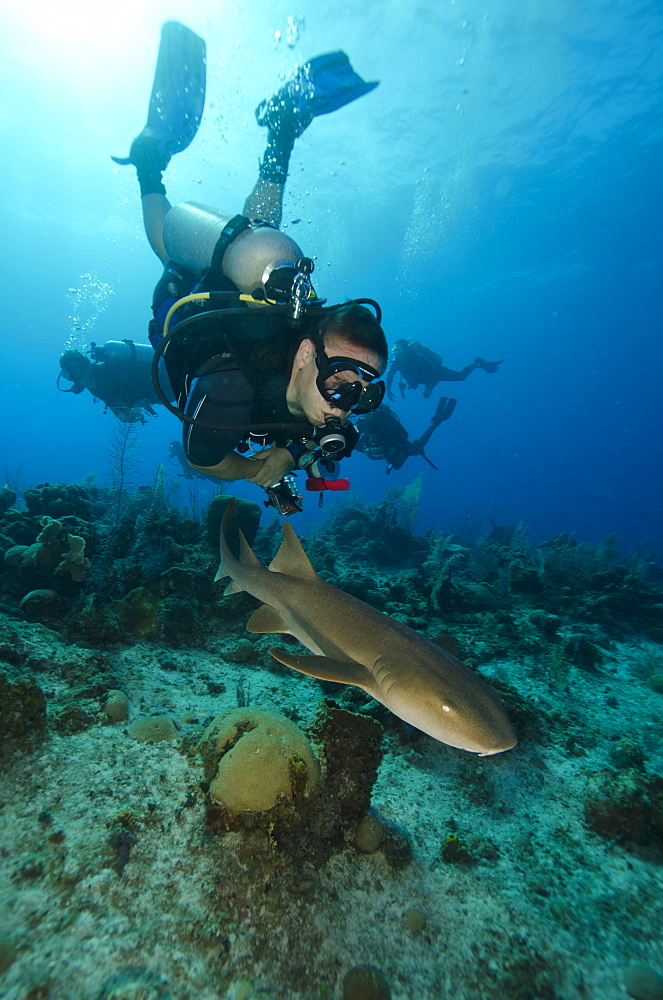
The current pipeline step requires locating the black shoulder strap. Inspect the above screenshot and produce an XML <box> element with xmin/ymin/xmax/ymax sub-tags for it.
<box><xmin>210</xmin><ymin>215</ymin><xmax>252</xmax><ymax>272</ymax></box>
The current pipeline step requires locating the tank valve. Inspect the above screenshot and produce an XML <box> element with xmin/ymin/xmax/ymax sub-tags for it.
<box><xmin>291</xmin><ymin>257</ymin><xmax>315</xmax><ymax>320</ymax></box>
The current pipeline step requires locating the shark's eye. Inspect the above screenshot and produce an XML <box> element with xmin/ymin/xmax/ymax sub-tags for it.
<box><xmin>442</xmin><ymin>705</ymin><xmax>451</xmax><ymax>713</ymax></box>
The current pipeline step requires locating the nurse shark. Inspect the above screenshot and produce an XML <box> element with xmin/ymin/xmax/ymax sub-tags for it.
<box><xmin>217</xmin><ymin>499</ymin><xmax>517</xmax><ymax>756</ymax></box>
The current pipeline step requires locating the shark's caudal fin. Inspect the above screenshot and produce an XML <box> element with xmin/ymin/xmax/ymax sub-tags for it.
<box><xmin>215</xmin><ymin>498</ymin><xmax>237</xmax><ymax>583</ymax></box>
<box><xmin>215</xmin><ymin>530</ymin><xmax>261</xmax><ymax>592</ymax></box>
<box><xmin>268</xmin><ymin>522</ymin><xmax>319</xmax><ymax>580</ymax></box>
<box><xmin>215</xmin><ymin>498</ymin><xmax>263</xmax><ymax>591</ymax></box>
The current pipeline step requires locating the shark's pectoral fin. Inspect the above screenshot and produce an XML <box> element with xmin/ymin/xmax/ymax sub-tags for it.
<box><xmin>269</xmin><ymin>647</ymin><xmax>375</xmax><ymax>691</ymax></box>
<box><xmin>247</xmin><ymin>605</ymin><xmax>290</xmax><ymax>633</ymax></box>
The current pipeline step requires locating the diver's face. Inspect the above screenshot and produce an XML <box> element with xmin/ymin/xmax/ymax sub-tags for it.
<box><xmin>287</xmin><ymin>335</ymin><xmax>382</xmax><ymax>428</ymax></box>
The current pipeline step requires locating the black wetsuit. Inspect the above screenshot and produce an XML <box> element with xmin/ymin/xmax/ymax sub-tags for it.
<box><xmin>155</xmin><ymin>289</ymin><xmax>358</xmax><ymax>469</ymax></box>
<box><xmin>183</xmin><ymin>360</ymin><xmax>282</xmax><ymax>467</ymax></box>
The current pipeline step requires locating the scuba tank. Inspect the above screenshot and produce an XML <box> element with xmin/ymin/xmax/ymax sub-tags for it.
<box><xmin>88</xmin><ymin>340</ymin><xmax>176</xmax><ymax>404</ymax></box>
<box><xmin>89</xmin><ymin>340</ymin><xmax>156</xmax><ymax>368</ymax></box>
<box><xmin>161</xmin><ymin>202</ymin><xmax>304</xmax><ymax>300</ymax></box>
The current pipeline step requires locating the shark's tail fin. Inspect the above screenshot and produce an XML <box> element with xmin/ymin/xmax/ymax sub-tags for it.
<box><xmin>216</xmin><ymin>497</ymin><xmax>264</xmax><ymax>592</ymax></box>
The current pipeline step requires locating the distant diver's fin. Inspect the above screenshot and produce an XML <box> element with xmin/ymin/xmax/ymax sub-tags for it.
<box><xmin>112</xmin><ymin>21</ymin><xmax>206</xmax><ymax>166</ymax></box>
<box><xmin>430</xmin><ymin>396</ymin><xmax>458</xmax><ymax>428</ymax></box>
<box><xmin>256</xmin><ymin>51</ymin><xmax>378</xmax><ymax>137</ymax></box>
<box><xmin>419</xmin><ymin>449</ymin><xmax>440</xmax><ymax>472</ymax></box>
<box><xmin>409</xmin><ymin>396</ymin><xmax>458</xmax><ymax>469</ymax></box>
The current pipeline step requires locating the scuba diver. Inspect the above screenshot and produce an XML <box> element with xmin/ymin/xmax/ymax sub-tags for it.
<box><xmin>58</xmin><ymin>340</ymin><xmax>175</xmax><ymax>424</ymax></box>
<box><xmin>111</xmin><ymin>22</ymin><xmax>386</xmax><ymax>515</ymax></box>
<box><xmin>355</xmin><ymin>396</ymin><xmax>457</xmax><ymax>473</ymax></box>
<box><xmin>386</xmin><ymin>338</ymin><xmax>504</xmax><ymax>400</ymax></box>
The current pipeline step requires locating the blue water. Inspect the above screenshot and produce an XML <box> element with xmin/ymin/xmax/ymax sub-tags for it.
<box><xmin>1</xmin><ymin>0</ymin><xmax>661</xmax><ymax>554</ymax></box>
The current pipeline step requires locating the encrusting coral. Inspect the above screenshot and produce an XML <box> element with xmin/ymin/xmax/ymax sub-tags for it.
<box><xmin>201</xmin><ymin>707</ymin><xmax>322</xmax><ymax>829</ymax></box>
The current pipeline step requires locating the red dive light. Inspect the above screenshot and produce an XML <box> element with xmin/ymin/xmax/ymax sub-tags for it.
<box><xmin>305</xmin><ymin>477</ymin><xmax>350</xmax><ymax>492</ymax></box>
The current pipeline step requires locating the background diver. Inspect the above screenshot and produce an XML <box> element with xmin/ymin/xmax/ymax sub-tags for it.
<box><xmin>386</xmin><ymin>338</ymin><xmax>504</xmax><ymax>400</ymax></box>
<box><xmin>355</xmin><ymin>396</ymin><xmax>457</xmax><ymax>473</ymax></box>
<box><xmin>111</xmin><ymin>22</ymin><xmax>388</xmax><ymax>509</ymax></box>
<box><xmin>58</xmin><ymin>340</ymin><xmax>175</xmax><ymax>424</ymax></box>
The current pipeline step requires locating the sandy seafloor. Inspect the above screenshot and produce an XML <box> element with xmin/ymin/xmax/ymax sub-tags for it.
<box><xmin>0</xmin><ymin>610</ymin><xmax>662</xmax><ymax>1000</ymax></box>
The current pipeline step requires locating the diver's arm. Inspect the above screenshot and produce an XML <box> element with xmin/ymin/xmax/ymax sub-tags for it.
<box><xmin>385</xmin><ymin>362</ymin><xmax>399</xmax><ymax>399</ymax></box>
<box><xmin>188</xmin><ymin>452</ymin><xmax>258</xmax><ymax>482</ymax></box>
<box><xmin>245</xmin><ymin>448</ymin><xmax>296</xmax><ymax>488</ymax></box>
<box><xmin>188</xmin><ymin>448</ymin><xmax>295</xmax><ymax>486</ymax></box>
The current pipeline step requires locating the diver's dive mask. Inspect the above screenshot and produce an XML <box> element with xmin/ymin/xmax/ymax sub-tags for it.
<box><xmin>314</xmin><ymin>350</ymin><xmax>385</xmax><ymax>414</ymax></box>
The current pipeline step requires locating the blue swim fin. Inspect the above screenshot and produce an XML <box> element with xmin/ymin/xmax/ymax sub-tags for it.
<box><xmin>256</xmin><ymin>51</ymin><xmax>378</xmax><ymax>137</ymax></box>
<box><xmin>112</xmin><ymin>21</ymin><xmax>206</xmax><ymax>167</ymax></box>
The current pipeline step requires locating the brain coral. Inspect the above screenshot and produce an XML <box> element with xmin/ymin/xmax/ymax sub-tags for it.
<box><xmin>201</xmin><ymin>707</ymin><xmax>322</xmax><ymax>818</ymax></box>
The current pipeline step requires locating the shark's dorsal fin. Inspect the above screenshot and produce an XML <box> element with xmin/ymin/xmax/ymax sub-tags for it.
<box><xmin>268</xmin><ymin>522</ymin><xmax>319</xmax><ymax>580</ymax></box>
<box><xmin>269</xmin><ymin>648</ymin><xmax>378</xmax><ymax>695</ymax></box>
<box><xmin>247</xmin><ymin>605</ymin><xmax>290</xmax><ymax>633</ymax></box>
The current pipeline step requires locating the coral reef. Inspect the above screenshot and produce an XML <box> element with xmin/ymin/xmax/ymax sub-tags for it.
<box><xmin>200</xmin><ymin>700</ymin><xmax>387</xmax><ymax>872</ymax></box>
<box><xmin>0</xmin><ymin>479</ymin><xmax>216</xmax><ymax>645</ymax></box>
<box><xmin>201</xmin><ymin>707</ymin><xmax>322</xmax><ymax>828</ymax></box>
<box><xmin>2</xmin><ymin>476</ymin><xmax>661</xmax><ymax>676</ymax></box>
<box><xmin>1</xmin><ymin>476</ymin><xmax>663</xmax><ymax>999</ymax></box>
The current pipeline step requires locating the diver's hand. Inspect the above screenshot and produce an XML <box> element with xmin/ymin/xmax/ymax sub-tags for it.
<box><xmin>247</xmin><ymin>448</ymin><xmax>296</xmax><ymax>488</ymax></box>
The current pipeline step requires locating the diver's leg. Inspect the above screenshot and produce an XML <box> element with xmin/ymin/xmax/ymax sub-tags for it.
<box><xmin>128</xmin><ymin>139</ymin><xmax>173</xmax><ymax>262</ymax></box>
<box><xmin>243</xmin><ymin>125</ymin><xmax>298</xmax><ymax>227</ymax></box>
<box><xmin>112</xmin><ymin>23</ymin><xmax>206</xmax><ymax>260</ymax></box>
<box><xmin>244</xmin><ymin>53</ymin><xmax>378</xmax><ymax>227</ymax></box>
<box><xmin>141</xmin><ymin>194</ymin><xmax>171</xmax><ymax>262</ymax></box>
<box><xmin>243</xmin><ymin>178</ymin><xmax>285</xmax><ymax>228</ymax></box>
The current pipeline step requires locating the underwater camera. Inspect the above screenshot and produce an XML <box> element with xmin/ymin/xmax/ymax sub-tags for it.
<box><xmin>264</xmin><ymin>475</ymin><xmax>303</xmax><ymax>517</ymax></box>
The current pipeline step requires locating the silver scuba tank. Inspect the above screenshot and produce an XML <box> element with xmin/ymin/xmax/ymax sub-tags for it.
<box><xmin>88</xmin><ymin>341</ymin><xmax>175</xmax><ymax>402</ymax></box>
<box><xmin>161</xmin><ymin>201</ymin><xmax>304</xmax><ymax>298</ymax></box>
<box><xmin>89</xmin><ymin>340</ymin><xmax>154</xmax><ymax>366</ymax></box>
